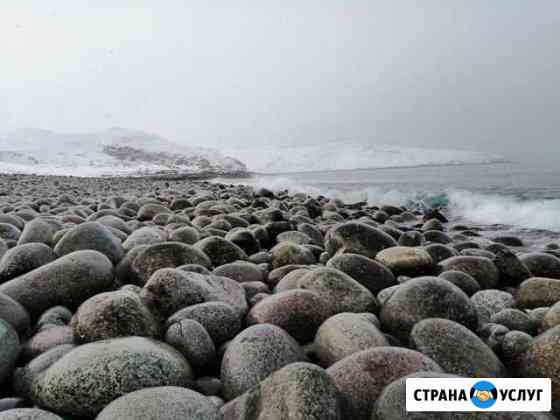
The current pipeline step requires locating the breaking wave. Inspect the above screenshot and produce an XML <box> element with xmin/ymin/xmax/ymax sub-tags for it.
<box><xmin>223</xmin><ymin>175</ymin><xmax>560</xmax><ymax>232</ymax></box>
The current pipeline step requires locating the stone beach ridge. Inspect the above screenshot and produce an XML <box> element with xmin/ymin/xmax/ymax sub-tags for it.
<box><xmin>0</xmin><ymin>173</ymin><xmax>559</xmax><ymax>419</ymax></box>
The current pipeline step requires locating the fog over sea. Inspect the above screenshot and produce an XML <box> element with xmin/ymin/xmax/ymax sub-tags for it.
<box><xmin>216</xmin><ymin>161</ymin><xmax>560</xmax><ymax>250</ymax></box>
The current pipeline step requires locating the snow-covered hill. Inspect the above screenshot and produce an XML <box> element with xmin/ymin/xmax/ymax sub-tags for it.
<box><xmin>0</xmin><ymin>128</ymin><xmax>247</xmax><ymax>176</ymax></box>
<box><xmin>222</xmin><ymin>141</ymin><xmax>508</xmax><ymax>173</ymax></box>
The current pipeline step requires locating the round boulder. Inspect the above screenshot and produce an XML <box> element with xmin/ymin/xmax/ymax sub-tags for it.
<box><xmin>375</xmin><ymin>246</ymin><xmax>434</xmax><ymax>276</ymax></box>
<box><xmin>247</xmin><ymin>290</ymin><xmax>331</xmax><ymax>342</ymax></box>
<box><xmin>517</xmin><ymin>277</ymin><xmax>560</xmax><ymax>309</ymax></box>
<box><xmin>71</xmin><ymin>290</ymin><xmax>159</xmax><ymax>343</ymax></box>
<box><xmin>54</xmin><ymin>222</ymin><xmax>124</xmax><ymax>264</ymax></box>
<box><xmin>410</xmin><ymin>318</ymin><xmax>506</xmax><ymax>377</ymax></box>
<box><xmin>0</xmin><ymin>250</ymin><xmax>114</xmax><ymax>317</ymax></box>
<box><xmin>325</xmin><ymin>222</ymin><xmax>397</xmax><ymax>259</ymax></box>
<box><xmin>327</xmin><ymin>347</ymin><xmax>442</xmax><ymax>420</ymax></box>
<box><xmin>297</xmin><ymin>268</ymin><xmax>377</xmax><ymax>315</ymax></box>
<box><xmin>31</xmin><ymin>337</ymin><xmax>193</xmax><ymax>418</ymax></box>
<box><xmin>314</xmin><ymin>313</ymin><xmax>388</xmax><ymax>367</ymax></box>
<box><xmin>0</xmin><ymin>243</ymin><xmax>56</xmax><ymax>283</ymax></box>
<box><xmin>0</xmin><ymin>319</ymin><xmax>20</xmax><ymax>386</ymax></box>
<box><xmin>96</xmin><ymin>387</ymin><xmax>222</xmax><ymax>420</ymax></box>
<box><xmin>326</xmin><ymin>253</ymin><xmax>396</xmax><ymax>294</ymax></box>
<box><xmin>380</xmin><ymin>277</ymin><xmax>478</xmax><ymax>342</ymax></box>
<box><xmin>438</xmin><ymin>256</ymin><xmax>499</xmax><ymax>289</ymax></box>
<box><xmin>220</xmin><ymin>324</ymin><xmax>307</xmax><ymax>400</ymax></box>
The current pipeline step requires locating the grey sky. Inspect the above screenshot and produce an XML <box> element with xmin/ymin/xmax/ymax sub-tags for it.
<box><xmin>1</xmin><ymin>1</ymin><xmax>559</xmax><ymax>162</ymax></box>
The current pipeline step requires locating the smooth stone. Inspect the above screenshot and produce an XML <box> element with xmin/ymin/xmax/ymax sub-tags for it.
<box><xmin>438</xmin><ymin>256</ymin><xmax>499</xmax><ymax>289</ymax></box>
<box><xmin>168</xmin><ymin>225</ymin><xmax>200</xmax><ymax>245</ymax></box>
<box><xmin>314</xmin><ymin>313</ymin><xmax>388</xmax><ymax>367</ymax></box>
<box><xmin>131</xmin><ymin>242</ymin><xmax>212</xmax><ymax>285</ymax></box>
<box><xmin>501</xmin><ymin>330</ymin><xmax>533</xmax><ymax>372</ymax></box>
<box><xmin>122</xmin><ymin>227</ymin><xmax>166</xmax><ymax>251</ymax></box>
<box><xmin>36</xmin><ymin>307</ymin><xmax>73</xmax><ymax>330</ymax></box>
<box><xmin>16</xmin><ymin>219</ymin><xmax>54</xmax><ymax>247</ymax></box>
<box><xmin>165</xmin><ymin>319</ymin><xmax>217</xmax><ymax>372</ymax></box>
<box><xmin>141</xmin><ymin>269</ymin><xmax>247</xmax><ymax>319</ymax></box>
<box><xmin>375</xmin><ymin>246</ymin><xmax>434</xmax><ymax>276</ymax></box>
<box><xmin>517</xmin><ymin>277</ymin><xmax>560</xmax><ymax>308</ymax></box>
<box><xmin>71</xmin><ymin>290</ymin><xmax>159</xmax><ymax>343</ymax></box>
<box><xmin>195</xmin><ymin>236</ymin><xmax>248</xmax><ymax>267</ymax></box>
<box><xmin>225</xmin><ymin>229</ymin><xmax>261</xmax><ymax>256</ymax></box>
<box><xmin>521</xmin><ymin>325</ymin><xmax>560</xmax><ymax>413</ymax></box>
<box><xmin>0</xmin><ymin>224</ymin><xmax>21</xmax><ymax>242</ymax></box>
<box><xmin>398</xmin><ymin>231</ymin><xmax>424</xmax><ymax>247</ymax></box>
<box><xmin>423</xmin><ymin>230</ymin><xmax>452</xmax><ymax>244</ymax></box>
<box><xmin>438</xmin><ymin>270</ymin><xmax>481</xmax><ymax>296</ymax></box>
<box><xmin>490</xmin><ymin>308</ymin><xmax>537</xmax><ymax>335</ymax></box>
<box><xmin>410</xmin><ymin>318</ymin><xmax>506</xmax><ymax>377</ymax></box>
<box><xmin>221</xmin><ymin>324</ymin><xmax>307</xmax><ymax>400</ymax></box>
<box><xmin>0</xmin><ymin>293</ymin><xmax>30</xmax><ymax>336</ymax></box>
<box><xmin>297</xmin><ymin>267</ymin><xmax>377</xmax><ymax>315</ymax></box>
<box><xmin>423</xmin><ymin>244</ymin><xmax>458</xmax><ymax>264</ymax></box>
<box><xmin>21</xmin><ymin>326</ymin><xmax>74</xmax><ymax>361</ymax></box>
<box><xmin>380</xmin><ymin>276</ymin><xmax>479</xmax><ymax>342</ymax></box>
<box><xmin>486</xmin><ymin>243</ymin><xmax>532</xmax><ymax>286</ymax></box>
<box><xmin>213</xmin><ymin>261</ymin><xmax>265</xmax><ymax>283</ymax></box>
<box><xmin>247</xmin><ymin>290</ymin><xmax>331</xmax><ymax>342</ymax></box>
<box><xmin>221</xmin><ymin>362</ymin><xmax>341</xmax><ymax>420</ymax></box>
<box><xmin>0</xmin><ymin>243</ymin><xmax>56</xmax><ymax>283</ymax></box>
<box><xmin>167</xmin><ymin>301</ymin><xmax>241</xmax><ymax>345</ymax></box>
<box><xmin>0</xmin><ymin>250</ymin><xmax>114</xmax><ymax>318</ymax></box>
<box><xmin>543</xmin><ymin>301</ymin><xmax>560</xmax><ymax>331</ymax></box>
<box><xmin>0</xmin><ymin>320</ymin><xmax>20</xmax><ymax>386</ymax></box>
<box><xmin>96</xmin><ymin>386</ymin><xmax>222</xmax><ymax>420</ymax></box>
<box><xmin>0</xmin><ymin>409</ymin><xmax>63</xmax><ymax>419</ymax></box>
<box><xmin>54</xmin><ymin>221</ymin><xmax>124</xmax><ymax>264</ymax></box>
<box><xmin>327</xmin><ymin>253</ymin><xmax>397</xmax><ymax>294</ymax></box>
<box><xmin>520</xmin><ymin>253</ymin><xmax>560</xmax><ymax>279</ymax></box>
<box><xmin>12</xmin><ymin>345</ymin><xmax>75</xmax><ymax>400</ymax></box>
<box><xmin>327</xmin><ymin>347</ymin><xmax>442</xmax><ymax>420</ymax></box>
<box><xmin>471</xmin><ymin>289</ymin><xmax>515</xmax><ymax>324</ymax></box>
<box><xmin>31</xmin><ymin>337</ymin><xmax>193</xmax><ymax>418</ymax></box>
<box><xmin>137</xmin><ymin>203</ymin><xmax>172</xmax><ymax>221</ymax></box>
<box><xmin>325</xmin><ymin>222</ymin><xmax>397</xmax><ymax>259</ymax></box>
<box><xmin>270</xmin><ymin>241</ymin><xmax>315</xmax><ymax>269</ymax></box>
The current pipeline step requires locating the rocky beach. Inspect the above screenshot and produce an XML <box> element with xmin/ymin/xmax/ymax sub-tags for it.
<box><xmin>0</xmin><ymin>173</ymin><xmax>559</xmax><ymax>419</ymax></box>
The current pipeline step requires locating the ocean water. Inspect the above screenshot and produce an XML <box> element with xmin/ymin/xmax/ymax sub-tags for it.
<box><xmin>215</xmin><ymin>162</ymin><xmax>560</xmax><ymax>250</ymax></box>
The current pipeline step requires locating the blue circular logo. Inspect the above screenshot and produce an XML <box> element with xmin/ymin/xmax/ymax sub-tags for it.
<box><xmin>470</xmin><ymin>381</ymin><xmax>498</xmax><ymax>409</ymax></box>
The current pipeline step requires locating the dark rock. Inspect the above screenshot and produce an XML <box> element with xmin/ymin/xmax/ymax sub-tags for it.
<box><xmin>21</xmin><ymin>326</ymin><xmax>74</xmax><ymax>362</ymax></box>
<box><xmin>270</xmin><ymin>241</ymin><xmax>315</xmax><ymax>269</ymax></box>
<box><xmin>0</xmin><ymin>320</ymin><xmax>20</xmax><ymax>386</ymax></box>
<box><xmin>54</xmin><ymin>221</ymin><xmax>124</xmax><ymax>264</ymax></box>
<box><xmin>325</xmin><ymin>222</ymin><xmax>397</xmax><ymax>259</ymax></box>
<box><xmin>486</xmin><ymin>243</ymin><xmax>532</xmax><ymax>286</ymax></box>
<box><xmin>0</xmin><ymin>243</ymin><xmax>56</xmax><ymax>284</ymax></box>
<box><xmin>131</xmin><ymin>242</ymin><xmax>211</xmax><ymax>285</ymax></box>
<box><xmin>380</xmin><ymin>276</ymin><xmax>478</xmax><ymax>341</ymax></box>
<box><xmin>213</xmin><ymin>261</ymin><xmax>265</xmax><ymax>283</ymax></box>
<box><xmin>490</xmin><ymin>309</ymin><xmax>537</xmax><ymax>335</ymax></box>
<box><xmin>438</xmin><ymin>256</ymin><xmax>500</xmax><ymax>289</ymax></box>
<box><xmin>165</xmin><ymin>319</ymin><xmax>216</xmax><ymax>372</ymax></box>
<box><xmin>0</xmin><ymin>293</ymin><xmax>30</xmax><ymax>336</ymax></box>
<box><xmin>195</xmin><ymin>236</ymin><xmax>248</xmax><ymax>267</ymax></box>
<box><xmin>326</xmin><ymin>253</ymin><xmax>397</xmax><ymax>294</ymax></box>
<box><xmin>0</xmin><ymin>250</ymin><xmax>114</xmax><ymax>317</ymax></box>
<box><xmin>438</xmin><ymin>270</ymin><xmax>481</xmax><ymax>296</ymax></box>
<box><xmin>520</xmin><ymin>253</ymin><xmax>560</xmax><ymax>279</ymax></box>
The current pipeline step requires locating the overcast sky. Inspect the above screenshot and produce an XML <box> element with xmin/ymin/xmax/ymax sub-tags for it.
<box><xmin>1</xmin><ymin>1</ymin><xmax>559</xmax><ymax>161</ymax></box>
